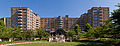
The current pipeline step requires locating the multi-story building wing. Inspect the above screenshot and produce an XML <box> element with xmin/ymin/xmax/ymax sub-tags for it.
<box><xmin>40</xmin><ymin>15</ymin><xmax>78</xmax><ymax>31</ymax></box>
<box><xmin>0</xmin><ymin>17</ymin><xmax>11</xmax><ymax>27</ymax></box>
<box><xmin>87</xmin><ymin>7</ymin><xmax>109</xmax><ymax>28</ymax></box>
<box><xmin>11</xmin><ymin>7</ymin><xmax>40</xmax><ymax>30</ymax></box>
<box><xmin>71</xmin><ymin>7</ymin><xmax>109</xmax><ymax>30</ymax></box>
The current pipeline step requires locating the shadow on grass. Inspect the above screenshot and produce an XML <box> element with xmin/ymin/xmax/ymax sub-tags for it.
<box><xmin>72</xmin><ymin>40</ymin><xmax>120</xmax><ymax>46</ymax></box>
<box><xmin>75</xmin><ymin>42</ymin><xmax>115</xmax><ymax>46</ymax></box>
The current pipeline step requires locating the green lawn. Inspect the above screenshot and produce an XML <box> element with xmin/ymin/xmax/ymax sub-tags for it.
<box><xmin>8</xmin><ymin>42</ymin><xmax>116</xmax><ymax>46</ymax></box>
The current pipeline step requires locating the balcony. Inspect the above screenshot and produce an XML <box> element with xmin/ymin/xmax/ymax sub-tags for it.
<box><xmin>18</xmin><ymin>10</ymin><xmax>22</xmax><ymax>12</ymax></box>
<box><xmin>20</xmin><ymin>28</ymin><xmax>23</xmax><ymax>29</ymax></box>
<box><xmin>18</xmin><ymin>19</ymin><xmax>23</xmax><ymax>21</ymax></box>
<box><xmin>23</xmin><ymin>22</ymin><xmax>27</xmax><ymax>24</ymax></box>
<box><xmin>18</xmin><ymin>13</ymin><xmax>23</xmax><ymax>15</ymax></box>
<box><xmin>18</xmin><ymin>22</ymin><xmax>23</xmax><ymax>24</ymax></box>
<box><xmin>99</xmin><ymin>22</ymin><xmax>103</xmax><ymax>24</ymax></box>
<box><xmin>18</xmin><ymin>16</ymin><xmax>23</xmax><ymax>18</ymax></box>
<box><xmin>18</xmin><ymin>25</ymin><xmax>23</xmax><ymax>27</ymax></box>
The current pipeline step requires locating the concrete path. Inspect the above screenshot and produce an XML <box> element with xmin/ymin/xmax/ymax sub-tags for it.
<box><xmin>0</xmin><ymin>41</ymin><xmax>47</xmax><ymax>46</ymax></box>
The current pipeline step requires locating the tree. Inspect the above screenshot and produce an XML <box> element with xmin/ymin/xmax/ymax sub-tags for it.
<box><xmin>84</xmin><ymin>23</ymin><xmax>94</xmax><ymax>38</ymax></box>
<box><xmin>0</xmin><ymin>20</ymin><xmax>13</xmax><ymax>41</ymax></box>
<box><xmin>74</xmin><ymin>24</ymin><xmax>84</xmax><ymax>39</ymax></box>
<box><xmin>36</xmin><ymin>28</ymin><xmax>50</xmax><ymax>40</ymax></box>
<box><xmin>66</xmin><ymin>30</ymin><xmax>76</xmax><ymax>42</ymax></box>
<box><xmin>111</xmin><ymin>4</ymin><xmax>120</xmax><ymax>38</ymax></box>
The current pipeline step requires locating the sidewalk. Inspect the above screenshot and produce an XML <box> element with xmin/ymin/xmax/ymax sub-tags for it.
<box><xmin>0</xmin><ymin>41</ymin><xmax>47</xmax><ymax>46</ymax></box>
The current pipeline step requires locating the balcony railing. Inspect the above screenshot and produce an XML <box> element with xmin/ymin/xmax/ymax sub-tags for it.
<box><xmin>18</xmin><ymin>13</ymin><xmax>23</xmax><ymax>15</ymax></box>
<box><xmin>18</xmin><ymin>10</ymin><xmax>22</xmax><ymax>12</ymax></box>
<box><xmin>18</xmin><ymin>22</ymin><xmax>22</xmax><ymax>24</ymax></box>
<box><xmin>18</xmin><ymin>16</ymin><xmax>23</xmax><ymax>18</ymax></box>
<box><xmin>18</xmin><ymin>25</ymin><xmax>23</xmax><ymax>27</ymax></box>
<box><xmin>18</xmin><ymin>19</ymin><xmax>23</xmax><ymax>21</ymax></box>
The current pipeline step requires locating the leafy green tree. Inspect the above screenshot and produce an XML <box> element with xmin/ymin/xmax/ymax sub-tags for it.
<box><xmin>111</xmin><ymin>4</ymin><xmax>120</xmax><ymax>38</ymax></box>
<box><xmin>84</xmin><ymin>23</ymin><xmax>94</xmax><ymax>38</ymax></box>
<box><xmin>36</xmin><ymin>28</ymin><xmax>50</xmax><ymax>40</ymax></box>
<box><xmin>0</xmin><ymin>20</ymin><xmax>5</xmax><ymax>27</ymax></box>
<box><xmin>0</xmin><ymin>21</ymin><xmax>13</xmax><ymax>41</ymax></box>
<box><xmin>66</xmin><ymin>30</ymin><xmax>76</xmax><ymax>42</ymax></box>
<box><xmin>74</xmin><ymin>24</ymin><xmax>84</xmax><ymax>39</ymax></box>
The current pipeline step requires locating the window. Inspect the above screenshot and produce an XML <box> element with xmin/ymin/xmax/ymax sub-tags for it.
<box><xmin>18</xmin><ymin>18</ymin><xmax>22</xmax><ymax>19</ymax></box>
<box><xmin>41</xmin><ymin>19</ymin><xmax>43</xmax><ymax>20</ymax></box>
<box><xmin>23</xmin><ymin>21</ymin><xmax>27</xmax><ymax>22</ymax></box>
<box><xmin>88</xmin><ymin>22</ymin><xmax>91</xmax><ymax>24</ymax></box>
<box><xmin>30</xmin><ymin>22</ymin><xmax>32</xmax><ymax>24</ymax></box>
<box><xmin>18</xmin><ymin>21</ymin><xmax>22</xmax><ymax>22</ymax></box>
<box><xmin>30</xmin><ymin>17</ymin><xmax>32</xmax><ymax>18</ymax></box>
<box><xmin>99</xmin><ymin>9</ymin><xmax>102</xmax><ymax>10</ymax></box>
<box><xmin>18</xmin><ymin>15</ymin><xmax>22</xmax><ymax>16</ymax></box>
<box><xmin>19</xmin><ymin>27</ymin><xmax>22</xmax><ymax>28</ymax></box>
<box><xmin>18</xmin><ymin>24</ymin><xmax>22</xmax><ymax>25</ymax></box>
<box><xmin>98</xmin><ymin>24</ymin><xmax>102</xmax><ymax>26</ymax></box>
<box><xmin>94</xmin><ymin>12</ymin><xmax>97</xmax><ymax>14</ymax></box>
<box><xmin>45</xmin><ymin>19</ymin><xmax>47</xmax><ymax>20</ymax></box>
<box><xmin>93</xmin><ymin>21</ymin><xmax>97</xmax><ymax>23</ymax></box>
<box><xmin>93</xmin><ymin>18</ymin><xmax>97</xmax><ymax>20</ymax></box>
<box><xmin>93</xmin><ymin>9</ymin><xmax>97</xmax><ymax>11</ymax></box>
<box><xmin>41</xmin><ymin>21</ymin><xmax>43</xmax><ymax>22</ymax></box>
<box><xmin>94</xmin><ymin>15</ymin><xmax>97</xmax><ymax>17</ymax></box>
<box><xmin>93</xmin><ymin>24</ymin><xmax>97</xmax><ymax>26</ymax></box>
<box><xmin>45</xmin><ymin>21</ymin><xmax>47</xmax><ymax>22</ymax></box>
<box><xmin>103</xmin><ymin>9</ymin><xmax>104</xmax><ymax>11</ymax></box>
<box><xmin>30</xmin><ymin>19</ymin><xmax>32</xmax><ymax>21</ymax></box>
<box><xmin>88</xmin><ymin>17</ymin><xmax>91</xmax><ymax>18</ymax></box>
<box><xmin>18</xmin><ymin>9</ymin><xmax>22</xmax><ymax>10</ymax></box>
<box><xmin>88</xmin><ymin>19</ymin><xmax>91</xmax><ymax>21</ymax></box>
<box><xmin>107</xmin><ymin>9</ymin><xmax>109</xmax><ymax>11</ymax></box>
<box><xmin>23</xmin><ymin>27</ymin><xmax>26</xmax><ymax>28</ymax></box>
<box><xmin>11</xmin><ymin>9</ymin><xmax>13</xmax><ymax>11</ymax></box>
<box><xmin>23</xmin><ymin>12</ymin><xmax>27</xmax><ymax>14</ymax></box>
<box><xmin>99</xmin><ymin>15</ymin><xmax>102</xmax><ymax>16</ymax></box>
<box><xmin>99</xmin><ymin>18</ymin><xmax>102</xmax><ymax>19</ymax></box>
<box><xmin>23</xmin><ymin>9</ymin><xmax>27</xmax><ymax>11</ymax></box>
<box><xmin>107</xmin><ymin>15</ymin><xmax>109</xmax><ymax>17</ymax></box>
<box><xmin>99</xmin><ymin>21</ymin><xmax>102</xmax><ymax>23</ymax></box>
<box><xmin>88</xmin><ymin>14</ymin><xmax>90</xmax><ymax>16</ymax></box>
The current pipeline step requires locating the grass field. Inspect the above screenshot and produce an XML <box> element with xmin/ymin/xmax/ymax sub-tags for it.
<box><xmin>8</xmin><ymin>42</ymin><xmax>116</xmax><ymax>46</ymax></box>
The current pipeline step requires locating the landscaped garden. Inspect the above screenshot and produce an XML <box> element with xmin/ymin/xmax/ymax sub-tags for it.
<box><xmin>8</xmin><ymin>42</ymin><xmax>115</xmax><ymax>46</ymax></box>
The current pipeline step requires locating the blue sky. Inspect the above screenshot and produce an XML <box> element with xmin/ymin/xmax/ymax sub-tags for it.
<box><xmin>0</xmin><ymin>0</ymin><xmax>119</xmax><ymax>18</ymax></box>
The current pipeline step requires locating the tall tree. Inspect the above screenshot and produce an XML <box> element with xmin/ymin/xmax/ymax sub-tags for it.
<box><xmin>36</xmin><ymin>28</ymin><xmax>50</xmax><ymax>40</ymax></box>
<box><xmin>66</xmin><ymin>30</ymin><xmax>76</xmax><ymax>42</ymax></box>
<box><xmin>84</xmin><ymin>23</ymin><xmax>94</xmax><ymax>38</ymax></box>
<box><xmin>111</xmin><ymin>4</ymin><xmax>120</xmax><ymax>38</ymax></box>
<box><xmin>74</xmin><ymin>24</ymin><xmax>84</xmax><ymax>39</ymax></box>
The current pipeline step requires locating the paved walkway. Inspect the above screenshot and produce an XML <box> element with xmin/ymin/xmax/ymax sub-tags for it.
<box><xmin>0</xmin><ymin>41</ymin><xmax>47</xmax><ymax>46</ymax></box>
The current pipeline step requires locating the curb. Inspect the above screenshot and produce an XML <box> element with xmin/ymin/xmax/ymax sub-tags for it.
<box><xmin>0</xmin><ymin>41</ymin><xmax>47</xmax><ymax>46</ymax></box>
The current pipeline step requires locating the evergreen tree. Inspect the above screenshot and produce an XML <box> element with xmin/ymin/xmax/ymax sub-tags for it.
<box><xmin>111</xmin><ymin>4</ymin><xmax>120</xmax><ymax>38</ymax></box>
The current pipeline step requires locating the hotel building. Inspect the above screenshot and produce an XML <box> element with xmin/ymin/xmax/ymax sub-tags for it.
<box><xmin>0</xmin><ymin>17</ymin><xmax>11</xmax><ymax>27</ymax></box>
<box><xmin>71</xmin><ymin>7</ymin><xmax>109</xmax><ymax>30</ymax></box>
<box><xmin>11</xmin><ymin>7</ymin><xmax>40</xmax><ymax>30</ymax></box>
<box><xmin>40</xmin><ymin>15</ymin><xmax>79</xmax><ymax>31</ymax></box>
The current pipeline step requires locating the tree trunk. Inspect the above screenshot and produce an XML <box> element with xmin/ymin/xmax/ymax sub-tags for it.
<box><xmin>70</xmin><ymin>37</ymin><xmax>72</xmax><ymax>42</ymax></box>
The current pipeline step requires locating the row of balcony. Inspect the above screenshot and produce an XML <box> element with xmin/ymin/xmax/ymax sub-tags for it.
<box><xmin>18</xmin><ymin>10</ymin><xmax>27</xmax><ymax>12</ymax></box>
<box><xmin>18</xmin><ymin>22</ymin><xmax>27</xmax><ymax>24</ymax></box>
